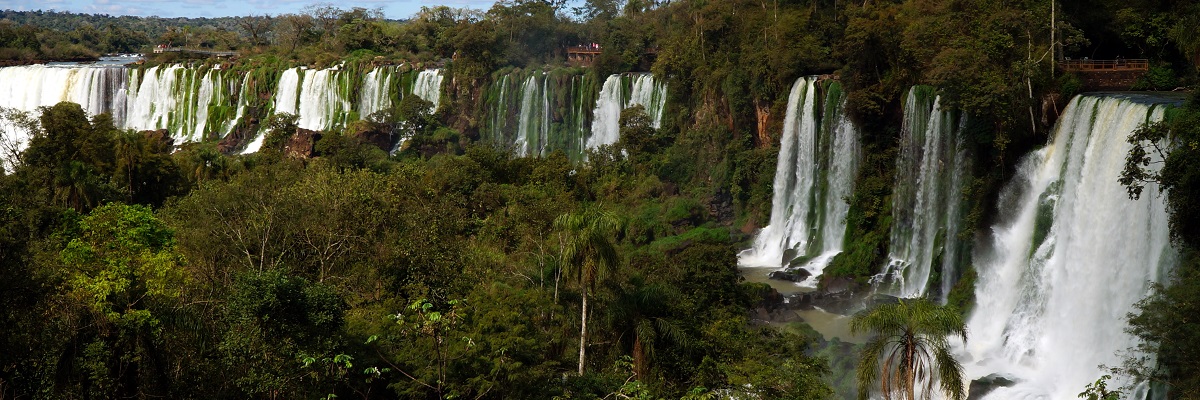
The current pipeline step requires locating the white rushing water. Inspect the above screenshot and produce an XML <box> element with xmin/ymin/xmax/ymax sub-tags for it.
<box><xmin>487</xmin><ymin>70</ymin><xmax>603</xmax><ymax>159</ymax></box>
<box><xmin>296</xmin><ymin>68</ymin><xmax>351</xmax><ymax>131</ymax></box>
<box><xmin>358</xmin><ymin>67</ymin><xmax>393</xmax><ymax>119</ymax></box>
<box><xmin>509</xmin><ymin>73</ymin><xmax>555</xmax><ymax>157</ymax></box>
<box><xmin>0</xmin><ymin>63</ymin><xmax>448</xmax><ymax>158</ymax></box>
<box><xmin>738</xmin><ymin>77</ymin><xmax>860</xmax><ymax>285</ymax></box>
<box><xmin>0</xmin><ymin>64</ymin><xmax>127</xmax><ymax>168</ymax></box>
<box><xmin>586</xmin><ymin>74</ymin><xmax>667</xmax><ymax>150</ymax></box>
<box><xmin>962</xmin><ymin>94</ymin><xmax>1174</xmax><ymax>399</ymax></box>
<box><xmin>412</xmin><ymin>69</ymin><xmax>443</xmax><ymax>112</ymax></box>
<box><xmin>880</xmin><ymin>87</ymin><xmax>971</xmax><ymax>298</ymax></box>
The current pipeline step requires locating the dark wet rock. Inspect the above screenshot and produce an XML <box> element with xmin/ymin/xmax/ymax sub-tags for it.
<box><xmin>347</xmin><ymin>122</ymin><xmax>395</xmax><ymax>152</ymax></box>
<box><xmin>768</xmin><ymin>268</ymin><xmax>812</xmax><ymax>282</ymax></box>
<box><xmin>821</xmin><ymin>276</ymin><xmax>855</xmax><ymax>294</ymax></box>
<box><xmin>747</xmin><ymin>285</ymin><xmax>803</xmax><ymax>324</ymax></box>
<box><xmin>788</xmin><ymin>254</ymin><xmax>816</xmax><ymax>268</ymax></box>
<box><xmin>781</xmin><ymin>248</ymin><xmax>799</xmax><ymax>266</ymax></box>
<box><xmin>284</xmin><ymin>128</ymin><xmax>321</xmax><ymax>159</ymax></box>
<box><xmin>968</xmin><ymin>374</ymin><xmax>1017</xmax><ymax>400</ymax></box>
<box><xmin>867</xmin><ymin>294</ymin><xmax>901</xmax><ymax>307</ymax></box>
<box><xmin>708</xmin><ymin>189</ymin><xmax>735</xmax><ymax>224</ymax></box>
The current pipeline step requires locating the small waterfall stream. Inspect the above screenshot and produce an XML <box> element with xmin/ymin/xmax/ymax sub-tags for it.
<box><xmin>879</xmin><ymin>86</ymin><xmax>971</xmax><ymax>298</ymax></box>
<box><xmin>739</xmin><ymin>77</ymin><xmax>860</xmax><ymax>286</ymax></box>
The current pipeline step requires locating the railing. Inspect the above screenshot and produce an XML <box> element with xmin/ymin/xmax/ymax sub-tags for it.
<box><xmin>1060</xmin><ymin>59</ymin><xmax>1149</xmax><ymax>71</ymax></box>
<box><xmin>566</xmin><ymin>46</ymin><xmax>659</xmax><ymax>55</ymax></box>
<box><xmin>567</xmin><ymin>46</ymin><xmax>602</xmax><ymax>54</ymax></box>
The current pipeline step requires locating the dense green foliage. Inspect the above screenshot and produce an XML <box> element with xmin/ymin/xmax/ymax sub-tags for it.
<box><xmin>3</xmin><ymin>0</ymin><xmax>1200</xmax><ymax>398</ymax></box>
<box><xmin>0</xmin><ymin>100</ymin><xmax>833</xmax><ymax>398</ymax></box>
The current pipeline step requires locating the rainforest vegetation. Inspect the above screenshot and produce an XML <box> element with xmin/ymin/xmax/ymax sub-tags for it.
<box><xmin>2</xmin><ymin>0</ymin><xmax>1200</xmax><ymax>399</ymax></box>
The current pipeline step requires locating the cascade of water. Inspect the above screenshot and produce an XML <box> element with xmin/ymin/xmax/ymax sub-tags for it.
<box><xmin>817</xmin><ymin>82</ymin><xmax>862</xmax><ymax>269</ymax></box>
<box><xmin>272</xmin><ymin>67</ymin><xmax>303</xmax><ymax>117</ymax></box>
<box><xmin>962</xmin><ymin>94</ymin><xmax>1174</xmax><ymax>399</ymax></box>
<box><xmin>295</xmin><ymin>68</ymin><xmax>351</xmax><ymax>131</ymax></box>
<box><xmin>359</xmin><ymin>67</ymin><xmax>393</xmax><ymax>119</ymax></box>
<box><xmin>539</xmin><ymin>74</ymin><xmax>551</xmax><ymax>157</ymax></box>
<box><xmin>489</xmin><ymin>74</ymin><xmax>513</xmax><ymax>145</ymax></box>
<box><xmin>243</xmin><ymin>68</ymin><xmax>303</xmax><ymax>154</ymax></box>
<box><xmin>514</xmin><ymin>75</ymin><xmax>534</xmax><ymax>156</ymax></box>
<box><xmin>125</xmin><ymin>65</ymin><xmax>183</xmax><ymax>134</ymax></box>
<box><xmin>190</xmin><ymin>69</ymin><xmax>219</xmax><ymax>142</ymax></box>
<box><xmin>880</xmin><ymin>87</ymin><xmax>970</xmax><ymax>298</ymax></box>
<box><xmin>223</xmin><ymin>73</ymin><xmax>252</xmax><ymax>140</ymax></box>
<box><xmin>587</xmin><ymin>75</ymin><xmax>626</xmax><ymax>149</ymax></box>
<box><xmin>738</xmin><ymin>77</ymin><xmax>860</xmax><ymax>285</ymax></box>
<box><xmin>587</xmin><ymin>74</ymin><xmax>668</xmax><ymax>150</ymax></box>
<box><xmin>0</xmin><ymin>65</ymin><xmax>128</xmax><ymax>161</ymax></box>
<box><xmin>515</xmin><ymin>74</ymin><xmax>545</xmax><ymax>157</ymax></box>
<box><xmin>412</xmin><ymin>69</ymin><xmax>443</xmax><ymax>112</ymax></box>
<box><xmin>627</xmin><ymin>74</ymin><xmax>668</xmax><ymax>129</ymax></box>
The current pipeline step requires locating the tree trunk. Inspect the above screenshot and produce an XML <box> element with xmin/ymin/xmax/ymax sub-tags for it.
<box><xmin>633</xmin><ymin>335</ymin><xmax>645</xmax><ymax>378</ymax></box>
<box><xmin>578</xmin><ymin>289</ymin><xmax>589</xmax><ymax>375</ymax></box>
<box><xmin>905</xmin><ymin>335</ymin><xmax>916</xmax><ymax>400</ymax></box>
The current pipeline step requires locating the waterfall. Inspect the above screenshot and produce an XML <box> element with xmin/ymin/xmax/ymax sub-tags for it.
<box><xmin>358</xmin><ymin>67</ymin><xmax>393</xmax><ymax>120</ymax></box>
<box><xmin>738</xmin><ymin>77</ymin><xmax>860</xmax><ymax>285</ymax></box>
<box><xmin>0</xmin><ymin>62</ymin><xmax>446</xmax><ymax>157</ymax></box>
<box><xmin>191</xmin><ymin>69</ymin><xmax>219</xmax><ymax>141</ymax></box>
<box><xmin>483</xmin><ymin>69</ymin><xmax>597</xmax><ymax>159</ymax></box>
<box><xmin>878</xmin><ymin>86</ymin><xmax>971</xmax><ymax>298</ymax></box>
<box><xmin>125</xmin><ymin>65</ymin><xmax>181</xmax><ymax>135</ymax></box>
<box><xmin>514</xmin><ymin>74</ymin><xmax>552</xmax><ymax>157</ymax></box>
<box><xmin>627</xmin><ymin>74</ymin><xmax>667</xmax><ymax>129</ymax></box>
<box><xmin>514</xmin><ymin>75</ymin><xmax>537</xmax><ymax>156</ymax></box>
<box><xmin>586</xmin><ymin>73</ymin><xmax>667</xmax><ymax>150</ymax></box>
<box><xmin>0</xmin><ymin>64</ymin><xmax>127</xmax><ymax>167</ymax></box>
<box><xmin>962</xmin><ymin>94</ymin><xmax>1175</xmax><ymax>399</ymax></box>
<box><xmin>223</xmin><ymin>73</ymin><xmax>252</xmax><ymax>138</ymax></box>
<box><xmin>296</xmin><ymin>68</ymin><xmax>351</xmax><ymax>131</ymax></box>
<box><xmin>490</xmin><ymin>74</ymin><xmax>513</xmax><ymax>145</ymax></box>
<box><xmin>412</xmin><ymin>69</ymin><xmax>443</xmax><ymax>112</ymax></box>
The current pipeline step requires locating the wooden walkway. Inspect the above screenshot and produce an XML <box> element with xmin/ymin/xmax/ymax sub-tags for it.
<box><xmin>1060</xmin><ymin>59</ymin><xmax>1149</xmax><ymax>72</ymax></box>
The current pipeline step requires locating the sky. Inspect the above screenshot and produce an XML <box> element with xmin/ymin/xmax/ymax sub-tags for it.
<box><xmin>0</xmin><ymin>0</ymin><xmax>514</xmax><ymax>19</ymax></box>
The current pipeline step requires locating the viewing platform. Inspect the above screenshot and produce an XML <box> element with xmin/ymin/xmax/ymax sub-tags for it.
<box><xmin>1059</xmin><ymin>59</ymin><xmax>1149</xmax><ymax>72</ymax></box>
<box><xmin>1059</xmin><ymin>59</ymin><xmax>1150</xmax><ymax>90</ymax></box>
<box><xmin>567</xmin><ymin>45</ymin><xmax>602</xmax><ymax>67</ymax></box>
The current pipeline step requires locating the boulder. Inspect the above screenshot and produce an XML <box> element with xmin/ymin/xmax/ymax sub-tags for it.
<box><xmin>781</xmin><ymin>248</ymin><xmax>799</xmax><ymax>266</ymax></box>
<box><xmin>968</xmin><ymin>374</ymin><xmax>1016</xmax><ymax>400</ymax></box>
<box><xmin>768</xmin><ymin>268</ymin><xmax>812</xmax><ymax>283</ymax></box>
<box><xmin>347</xmin><ymin>121</ymin><xmax>395</xmax><ymax>152</ymax></box>
<box><xmin>279</xmin><ymin>128</ymin><xmax>320</xmax><ymax>159</ymax></box>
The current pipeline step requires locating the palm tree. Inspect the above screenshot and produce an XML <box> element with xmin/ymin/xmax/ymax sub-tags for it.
<box><xmin>850</xmin><ymin>298</ymin><xmax>967</xmax><ymax>400</ymax></box>
<box><xmin>606</xmin><ymin>278</ymin><xmax>685</xmax><ymax>378</ymax></box>
<box><xmin>554</xmin><ymin>204</ymin><xmax>621</xmax><ymax>376</ymax></box>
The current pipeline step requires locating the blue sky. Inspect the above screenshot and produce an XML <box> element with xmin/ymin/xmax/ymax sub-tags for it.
<box><xmin>0</xmin><ymin>0</ymin><xmax>513</xmax><ymax>19</ymax></box>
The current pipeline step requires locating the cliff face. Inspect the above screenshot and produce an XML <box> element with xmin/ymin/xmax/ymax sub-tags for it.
<box><xmin>1072</xmin><ymin>69</ymin><xmax>1148</xmax><ymax>91</ymax></box>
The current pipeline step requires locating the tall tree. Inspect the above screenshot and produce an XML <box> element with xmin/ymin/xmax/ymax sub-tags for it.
<box><xmin>554</xmin><ymin>204</ymin><xmax>621</xmax><ymax>375</ymax></box>
<box><xmin>851</xmin><ymin>298</ymin><xmax>967</xmax><ymax>400</ymax></box>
